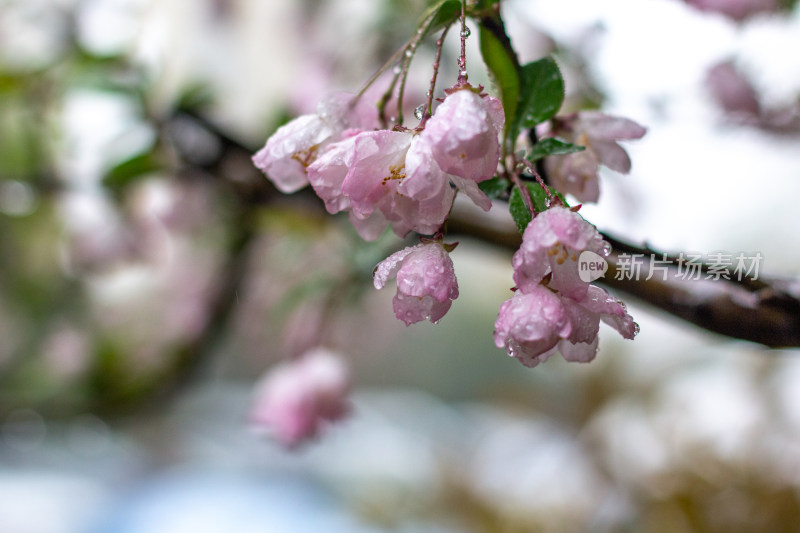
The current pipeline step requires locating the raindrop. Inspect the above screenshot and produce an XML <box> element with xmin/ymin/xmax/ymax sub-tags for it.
<box><xmin>405</xmin><ymin>49</ymin><xmax>413</xmax><ymax>58</ymax></box>
<box><xmin>426</xmin><ymin>90</ymin><xmax>431</xmax><ymax>97</ymax></box>
<box><xmin>414</xmin><ymin>104</ymin><xmax>425</xmax><ymax>120</ymax></box>
<box><xmin>602</xmin><ymin>242</ymin><xmax>612</xmax><ymax>257</ymax></box>
<box><xmin>459</xmin><ymin>69</ymin><xmax>467</xmax><ymax>78</ymax></box>
<box><xmin>460</xmin><ymin>27</ymin><xmax>471</xmax><ymax>38</ymax></box>
<box><xmin>633</xmin><ymin>323</ymin><xmax>641</xmax><ymax>336</ymax></box>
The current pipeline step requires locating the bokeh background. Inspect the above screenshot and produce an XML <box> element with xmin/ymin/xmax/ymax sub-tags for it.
<box><xmin>1</xmin><ymin>0</ymin><xmax>800</xmax><ymax>531</ymax></box>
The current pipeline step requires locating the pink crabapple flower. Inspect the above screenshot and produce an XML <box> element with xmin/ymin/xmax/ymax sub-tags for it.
<box><xmin>543</xmin><ymin>111</ymin><xmax>646</xmax><ymax>203</ymax></box>
<box><xmin>495</xmin><ymin>206</ymin><xmax>638</xmax><ymax>367</ymax></box>
<box><xmin>374</xmin><ymin>242</ymin><xmax>459</xmax><ymax>326</ymax></box>
<box><xmin>249</xmin><ymin>347</ymin><xmax>350</xmax><ymax>448</ymax></box>
<box><xmin>307</xmin><ymin>129</ymin><xmax>455</xmax><ymax>239</ymax></box>
<box><xmin>306</xmin><ymin>87</ymin><xmax>502</xmax><ymax>239</ymax></box>
<box><xmin>422</xmin><ymin>88</ymin><xmax>504</xmax><ymax>184</ymax></box>
<box><xmin>494</xmin><ymin>284</ymin><xmax>637</xmax><ymax>368</ymax></box>
<box><xmin>512</xmin><ymin>206</ymin><xmax>609</xmax><ymax>301</ymax></box>
<box><xmin>252</xmin><ymin>92</ymin><xmax>377</xmax><ymax>193</ymax></box>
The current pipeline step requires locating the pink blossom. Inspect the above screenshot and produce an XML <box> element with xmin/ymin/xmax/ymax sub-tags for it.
<box><xmin>308</xmin><ymin>130</ymin><xmax>456</xmax><ymax>239</ymax></box>
<box><xmin>544</xmin><ymin>112</ymin><xmax>646</xmax><ymax>203</ymax></box>
<box><xmin>374</xmin><ymin>242</ymin><xmax>459</xmax><ymax>325</ymax></box>
<box><xmin>706</xmin><ymin>60</ymin><xmax>761</xmax><ymax>117</ymax></box>
<box><xmin>494</xmin><ymin>285</ymin><xmax>637</xmax><ymax>368</ymax></box>
<box><xmin>684</xmin><ymin>0</ymin><xmax>777</xmax><ymax>21</ymax></box>
<box><xmin>253</xmin><ymin>93</ymin><xmax>376</xmax><ymax>194</ymax></box>
<box><xmin>423</xmin><ymin>89</ymin><xmax>504</xmax><ymax>183</ymax></box>
<box><xmin>250</xmin><ymin>348</ymin><xmax>350</xmax><ymax>448</ymax></box>
<box><xmin>493</xmin><ymin>286</ymin><xmax>572</xmax><ymax>367</ymax></box>
<box><xmin>512</xmin><ymin>207</ymin><xmax>608</xmax><ymax>300</ymax></box>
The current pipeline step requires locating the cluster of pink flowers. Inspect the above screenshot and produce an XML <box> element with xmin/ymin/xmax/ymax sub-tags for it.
<box><xmin>494</xmin><ymin>207</ymin><xmax>638</xmax><ymax>367</ymax></box>
<box><xmin>249</xmin><ymin>347</ymin><xmax>350</xmax><ymax>447</ymax></box>
<box><xmin>542</xmin><ymin>112</ymin><xmax>646</xmax><ymax>203</ymax></box>
<box><xmin>254</xmin><ymin>86</ymin><xmax>503</xmax><ymax>240</ymax></box>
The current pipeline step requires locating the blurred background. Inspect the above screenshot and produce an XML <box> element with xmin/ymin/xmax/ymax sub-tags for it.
<box><xmin>1</xmin><ymin>0</ymin><xmax>800</xmax><ymax>531</ymax></box>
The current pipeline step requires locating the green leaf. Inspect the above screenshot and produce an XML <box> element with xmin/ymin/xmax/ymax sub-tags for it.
<box><xmin>527</xmin><ymin>137</ymin><xmax>585</xmax><ymax>162</ymax></box>
<box><xmin>479</xmin><ymin>23</ymin><xmax>519</xmax><ymax>140</ymax></box>
<box><xmin>513</xmin><ymin>57</ymin><xmax>564</xmax><ymax>137</ymax></box>
<box><xmin>509</xmin><ymin>186</ymin><xmax>532</xmax><ymax>232</ymax></box>
<box><xmin>103</xmin><ymin>151</ymin><xmax>160</xmax><ymax>191</ymax></box>
<box><xmin>508</xmin><ymin>182</ymin><xmax>566</xmax><ymax>232</ymax></box>
<box><xmin>478</xmin><ymin>177</ymin><xmax>510</xmax><ymax>198</ymax></box>
<box><xmin>428</xmin><ymin>0</ymin><xmax>461</xmax><ymax>32</ymax></box>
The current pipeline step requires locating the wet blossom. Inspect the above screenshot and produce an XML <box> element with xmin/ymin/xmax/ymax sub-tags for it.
<box><xmin>252</xmin><ymin>93</ymin><xmax>376</xmax><ymax>193</ymax></box>
<box><xmin>250</xmin><ymin>348</ymin><xmax>350</xmax><ymax>448</ymax></box>
<box><xmin>544</xmin><ymin>112</ymin><xmax>646</xmax><ymax>203</ymax></box>
<box><xmin>495</xmin><ymin>207</ymin><xmax>637</xmax><ymax>367</ymax></box>
<box><xmin>512</xmin><ymin>207</ymin><xmax>608</xmax><ymax>300</ymax></box>
<box><xmin>374</xmin><ymin>242</ymin><xmax>459</xmax><ymax>325</ymax></box>
<box><xmin>306</xmin><ymin>88</ymin><xmax>501</xmax><ymax>239</ymax></box>
<box><xmin>422</xmin><ymin>88</ymin><xmax>504</xmax><ymax>184</ymax></box>
<box><xmin>494</xmin><ymin>284</ymin><xmax>637</xmax><ymax>368</ymax></box>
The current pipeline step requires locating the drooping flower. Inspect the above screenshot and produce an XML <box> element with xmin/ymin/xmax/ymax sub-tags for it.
<box><xmin>374</xmin><ymin>242</ymin><xmax>459</xmax><ymax>325</ymax></box>
<box><xmin>250</xmin><ymin>348</ymin><xmax>350</xmax><ymax>448</ymax></box>
<box><xmin>422</xmin><ymin>88</ymin><xmax>504</xmax><ymax>183</ymax></box>
<box><xmin>543</xmin><ymin>112</ymin><xmax>646</xmax><ymax>203</ymax></box>
<box><xmin>495</xmin><ymin>206</ymin><xmax>637</xmax><ymax>367</ymax></box>
<box><xmin>253</xmin><ymin>93</ymin><xmax>377</xmax><ymax>193</ymax></box>
<box><xmin>512</xmin><ymin>206</ymin><xmax>608</xmax><ymax>300</ymax></box>
<box><xmin>494</xmin><ymin>284</ymin><xmax>637</xmax><ymax>368</ymax></box>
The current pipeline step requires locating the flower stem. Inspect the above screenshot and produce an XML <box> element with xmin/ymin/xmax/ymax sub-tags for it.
<box><xmin>457</xmin><ymin>0</ymin><xmax>468</xmax><ymax>85</ymax></box>
<box><xmin>520</xmin><ymin>158</ymin><xmax>558</xmax><ymax>206</ymax></box>
<box><xmin>419</xmin><ymin>25</ymin><xmax>451</xmax><ymax>128</ymax></box>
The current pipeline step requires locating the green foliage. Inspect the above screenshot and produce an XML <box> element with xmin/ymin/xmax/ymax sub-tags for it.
<box><xmin>509</xmin><ymin>182</ymin><xmax>566</xmax><ymax>232</ymax></box>
<box><xmin>512</xmin><ymin>57</ymin><xmax>565</xmax><ymax>141</ymax></box>
<box><xmin>478</xmin><ymin>176</ymin><xmax>510</xmax><ymax>198</ymax></box>
<box><xmin>103</xmin><ymin>151</ymin><xmax>161</xmax><ymax>192</ymax></box>
<box><xmin>428</xmin><ymin>0</ymin><xmax>462</xmax><ymax>32</ymax></box>
<box><xmin>527</xmin><ymin>137</ymin><xmax>585</xmax><ymax>162</ymax></box>
<box><xmin>478</xmin><ymin>23</ymin><xmax>520</xmax><ymax>140</ymax></box>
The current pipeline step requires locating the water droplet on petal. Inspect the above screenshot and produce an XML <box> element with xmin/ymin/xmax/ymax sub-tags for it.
<box><xmin>460</xmin><ymin>27</ymin><xmax>471</xmax><ymax>38</ymax></box>
<box><xmin>633</xmin><ymin>322</ymin><xmax>641</xmax><ymax>336</ymax></box>
<box><xmin>602</xmin><ymin>242</ymin><xmax>612</xmax><ymax>257</ymax></box>
<box><xmin>459</xmin><ymin>69</ymin><xmax>467</xmax><ymax>78</ymax></box>
<box><xmin>414</xmin><ymin>104</ymin><xmax>425</xmax><ymax>120</ymax></box>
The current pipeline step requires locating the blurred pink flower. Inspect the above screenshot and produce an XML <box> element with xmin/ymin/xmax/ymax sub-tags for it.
<box><xmin>544</xmin><ymin>112</ymin><xmax>646</xmax><ymax>203</ymax></box>
<box><xmin>684</xmin><ymin>0</ymin><xmax>778</xmax><ymax>21</ymax></box>
<box><xmin>374</xmin><ymin>242</ymin><xmax>459</xmax><ymax>325</ymax></box>
<box><xmin>250</xmin><ymin>348</ymin><xmax>350</xmax><ymax>448</ymax></box>
<box><xmin>706</xmin><ymin>60</ymin><xmax>761</xmax><ymax>117</ymax></box>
